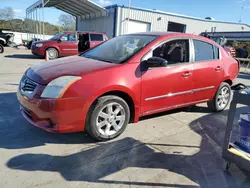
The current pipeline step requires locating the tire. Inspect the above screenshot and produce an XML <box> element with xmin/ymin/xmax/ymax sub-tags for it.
<box><xmin>207</xmin><ymin>82</ymin><xmax>231</xmax><ymax>112</ymax></box>
<box><xmin>0</xmin><ymin>40</ymin><xmax>4</xmax><ymax>46</ymax></box>
<box><xmin>85</xmin><ymin>95</ymin><xmax>130</xmax><ymax>141</ymax></box>
<box><xmin>46</xmin><ymin>48</ymin><xmax>58</xmax><ymax>59</ymax></box>
<box><xmin>0</xmin><ymin>44</ymin><xmax>4</xmax><ymax>53</ymax></box>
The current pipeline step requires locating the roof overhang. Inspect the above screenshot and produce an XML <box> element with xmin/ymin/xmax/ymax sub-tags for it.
<box><xmin>27</xmin><ymin>0</ymin><xmax>107</xmax><ymax>19</ymax></box>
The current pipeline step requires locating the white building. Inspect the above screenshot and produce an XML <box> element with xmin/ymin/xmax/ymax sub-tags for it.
<box><xmin>27</xmin><ymin>0</ymin><xmax>250</xmax><ymax>39</ymax></box>
<box><xmin>77</xmin><ymin>4</ymin><xmax>250</xmax><ymax>39</ymax></box>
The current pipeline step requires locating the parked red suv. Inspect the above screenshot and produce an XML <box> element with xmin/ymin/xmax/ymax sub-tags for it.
<box><xmin>18</xmin><ymin>32</ymin><xmax>239</xmax><ymax>141</ymax></box>
<box><xmin>31</xmin><ymin>31</ymin><xmax>108</xmax><ymax>59</ymax></box>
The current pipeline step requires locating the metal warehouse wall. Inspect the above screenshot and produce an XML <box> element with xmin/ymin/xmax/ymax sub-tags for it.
<box><xmin>117</xmin><ymin>7</ymin><xmax>250</xmax><ymax>35</ymax></box>
<box><xmin>76</xmin><ymin>8</ymin><xmax>115</xmax><ymax>39</ymax></box>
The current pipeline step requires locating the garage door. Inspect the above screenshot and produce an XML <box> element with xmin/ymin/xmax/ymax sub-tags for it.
<box><xmin>127</xmin><ymin>20</ymin><xmax>151</xmax><ymax>34</ymax></box>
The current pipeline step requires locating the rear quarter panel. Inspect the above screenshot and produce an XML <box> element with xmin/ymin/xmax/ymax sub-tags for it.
<box><xmin>220</xmin><ymin>46</ymin><xmax>239</xmax><ymax>82</ymax></box>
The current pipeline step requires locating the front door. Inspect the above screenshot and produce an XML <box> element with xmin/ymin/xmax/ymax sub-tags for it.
<box><xmin>141</xmin><ymin>39</ymin><xmax>194</xmax><ymax>115</ymax></box>
<box><xmin>58</xmin><ymin>32</ymin><xmax>78</xmax><ymax>56</ymax></box>
<box><xmin>192</xmin><ymin>39</ymin><xmax>224</xmax><ymax>101</ymax></box>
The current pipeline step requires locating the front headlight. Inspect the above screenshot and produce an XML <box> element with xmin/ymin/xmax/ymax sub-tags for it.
<box><xmin>35</xmin><ymin>43</ymin><xmax>43</xmax><ymax>47</ymax></box>
<box><xmin>41</xmin><ymin>76</ymin><xmax>81</xmax><ymax>98</ymax></box>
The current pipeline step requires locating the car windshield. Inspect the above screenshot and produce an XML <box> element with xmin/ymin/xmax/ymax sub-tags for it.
<box><xmin>49</xmin><ymin>32</ymin><xmax>64</xmax><ymax>40</ymax></box>
<box><xmin>81</xmin><ymin>35</ymin><xmax>157</xmax><ymax>64</ymax></box>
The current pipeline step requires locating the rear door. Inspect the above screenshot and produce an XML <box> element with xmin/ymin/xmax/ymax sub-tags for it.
<box><xmin>89</xmin><ymin>33</ymin><xmax>105</xmax><ymax>49</ymax></box>
<box><xmin>58</xmin><ymin>32</ymin><xmax>78</xmax><ymax>56</ymax></box>
<box><xmin>192</xmin><ymin>39</ymin><xmax>224</xmax><ymax>101</ymax></box>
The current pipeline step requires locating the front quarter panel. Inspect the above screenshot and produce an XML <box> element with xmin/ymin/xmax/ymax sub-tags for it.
<box><xmin>61</xmin><ymin>63</ymin><xmax>141</xmax><ymax>129</ymax></box>
<box><xmin>42</xmin><ymin>41</ymin><xmax>60</xmax><ymax>55</ymax></box>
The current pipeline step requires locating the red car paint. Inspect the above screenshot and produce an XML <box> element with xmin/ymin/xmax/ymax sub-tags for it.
<box><xmin>31</xmin><ymin>31</ymin><xmax>108</xmax><ymax>58</ymax></box>
<box><xmin>18</xmin><ymin>32</ymin><xmax>239</xmax><ymax>133</ymax></box>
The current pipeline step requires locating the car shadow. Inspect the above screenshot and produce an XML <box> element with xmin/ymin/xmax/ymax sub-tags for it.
<box><xmin>4</xmin><ymin>90</ymin><xmax>250</xmax><ymax>187</ymax></box>
<box><xmin>0</xmin><ymin>92</ymin><xmax>95</xmax><ymax>149</ymax></box>
<box><xmin>0</xmin><ymin>92</ymin><xmax>203</xmax><ymax>150</ymax></box>
<box><xmin>4</xmin><ymin>54</ymin><xmax>43</xmax><ymax>59</ymax></box>
<box><xmin>139</xmin><ymin>105</ymin><xmax>212</xmax><ymax>122</ymax></box>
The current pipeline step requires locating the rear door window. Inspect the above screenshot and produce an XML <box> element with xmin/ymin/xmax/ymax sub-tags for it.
<box><xmin>90</xmin><ymin>34</ymin><xmax>104</xmax><ymax>41</ymax></box>
<box><xmin>213</xmin><ymin>46</ymin><xmax>220</xmax><ymax>60</ymax></box>
<box><xmin>193</xmin><ymin>39</ymin><xmax>215</xmax><ymax>61</ymax></box>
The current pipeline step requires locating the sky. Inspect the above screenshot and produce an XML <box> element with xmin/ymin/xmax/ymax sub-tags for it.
<box><xmin>1</xmin><ymin>0</ymin><xmax>250</xmax><ymax>25</ymax></box>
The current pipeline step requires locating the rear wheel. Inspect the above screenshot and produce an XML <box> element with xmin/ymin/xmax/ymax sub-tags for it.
<box><xmin>0</xmin><ymin>44</ymin><xmax>4</xmax><ymax>53</ymax></box>
<box><xmin>207</xmin><ymin>82</ymin><xmax>231</xmax><ymax>112</ymax></box>
<box><xmin>46</xmin><ymin>48</ymin><xmax>58</xmax><ymax>59</ymax></box>
<box><xmin>86</xmin><ymin>95</ymin><xmax>130</xmax><ymax>141</ymax></box>
<box><xmin>0</xmin><ymin>40</ymin><xmax>4</xmax><ymax>46</ymax></box>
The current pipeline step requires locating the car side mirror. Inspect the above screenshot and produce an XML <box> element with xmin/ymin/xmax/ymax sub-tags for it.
<box><xmin>147</xmin><ymin>57</ymin><xmax>168</xmax><ymax>68</ymax></box>
<box><xmin>57</xmin><ymin>39</ymin><xmax>62</xmax><ymax>43</ymax></box>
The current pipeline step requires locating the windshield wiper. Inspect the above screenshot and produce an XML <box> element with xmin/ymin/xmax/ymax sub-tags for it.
<box><xmin>84</xmin><ymin>55</ymin><xmax>94</xmax><ymax>59</ymax></box>
<box><xmin>97</xmin><ymin>58</ymin><xmax>114</xmax><ymax>63</ymax></box>
<box><xmin>84</xmin><ymin>55</ymin><xmax>114</xmax><ymax>64</ymax></box>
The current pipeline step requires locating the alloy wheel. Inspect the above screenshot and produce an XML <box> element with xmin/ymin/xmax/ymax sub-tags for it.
<box><xmin>48</xmin><ymin>49</ymin><xmax>57</xmax><ymax>59</ymax></box>
<box><xmin>217</xmin><ymin>86</ymin><xmax>230</xmax><ymax>110</ymax></box>
<box><xmin>96</xmin><ymin>102</ymin><xmax>126</xmax><ymax>136</ymax></box>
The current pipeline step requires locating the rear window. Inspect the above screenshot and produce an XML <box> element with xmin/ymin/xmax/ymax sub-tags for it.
<box><xmin>193</xmin><ymin>39</ymin><xmax>214</xmax><ymax>61</ymax></box>
<box><xmin>90</xmin><ymin>34</ymin><xmax>104</xmax><ymax>41</ymax></box>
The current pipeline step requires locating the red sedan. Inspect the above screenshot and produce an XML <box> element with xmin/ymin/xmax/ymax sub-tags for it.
<box><xmin>17</xmin><ymin>32</ymin><xmax>239</xmax><ymax>141</ymax></box>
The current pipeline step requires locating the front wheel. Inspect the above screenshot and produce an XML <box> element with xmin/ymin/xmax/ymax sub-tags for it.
<box><xmin>86</xmin><ymin>95</ymin><xmax>130</xmax><ymax>141</ymax></box>
<box><xmin>46</xmin><ymin>48</ymin><xmax>58</xmax><ymax>60</ymax></box>
<box><xmin>207</xmin><ymin>82</ymin><xmax>231</xmax><ymax>112</ymax></box>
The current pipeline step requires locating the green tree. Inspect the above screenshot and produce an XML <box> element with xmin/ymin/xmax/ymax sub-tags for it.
<box><xmin>0</xmin><ymin>6</ymin><xmax>63</xmax><ymax>36</ymax></box>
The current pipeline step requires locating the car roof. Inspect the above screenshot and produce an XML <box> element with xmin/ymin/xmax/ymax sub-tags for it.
<box><xmin>126</xmin><ymin>31</ymin><xmax>199</xmax><ymax>37</ymax></box>
<box><xmin>63</xmin><ymin>31</ymin><xmax>106</xmax><ymax>34</ymax></box>
<box><xmin>126</xmin><ymin>32</ymin><xmax>219</xmax><ymax>46</ymax></box>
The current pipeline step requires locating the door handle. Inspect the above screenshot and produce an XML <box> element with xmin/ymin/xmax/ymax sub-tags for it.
<box><xmin>215</xmin><ymin>66</ymin><xmax>221</xmax><ymax>71</ymax></box>
<box><xmin>182</xmin><ymin>71</ymin><xmax>192</xmax><ymax>77</ymax></box>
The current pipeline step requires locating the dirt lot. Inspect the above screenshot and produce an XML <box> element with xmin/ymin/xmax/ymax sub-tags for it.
<box><xmin>0</xmin><ymin>47</ymin><xmax>250</xmax><ymax>188</ymax></box>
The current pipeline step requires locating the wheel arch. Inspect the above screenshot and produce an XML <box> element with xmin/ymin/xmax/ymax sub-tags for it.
<box><xmin>0</xmin><ymin>38</ymin><xmax>6</xmax><ymax>45</ymax></box>
<box><xmin>93</xmin><ymin>90</ymin><xmax>136</xmax><ymax>123</ymax></box>
<box><xmin>223</xmin><ymin>79</ymin><xmax>233</xmax><ymax>86</ymax></box>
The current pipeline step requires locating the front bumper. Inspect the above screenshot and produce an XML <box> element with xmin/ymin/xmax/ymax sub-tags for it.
<box><xmin>17</xmin><ymin>90</ymin><xmax>87</xmax><ymax>133</ymax></box>
<box><xmin>31</xmin><ymin>46</ymin><xmax>45</xmax><ymax>57</ymax></box>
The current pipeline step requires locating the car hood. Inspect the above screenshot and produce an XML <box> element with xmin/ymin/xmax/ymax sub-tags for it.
<box><xmin>26</xmin><ymin>56</ymin><xmax>118</xmax><ymax>84</ymax></box>
<box><xmin>33</xmin><ymin>39</ymin><xmax>51</xmax><ymax>44</ymax></box>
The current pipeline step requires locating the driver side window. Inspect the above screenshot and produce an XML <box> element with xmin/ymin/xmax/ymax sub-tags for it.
<box><xmin>146</xmin><ymin>39</ymin><xmax>190</xmax><ymax>65</ymax></box>
<box><xmin>61</xmin><ymin>33</ymin><xmax>77</xmax><ymax>42</ymax></box>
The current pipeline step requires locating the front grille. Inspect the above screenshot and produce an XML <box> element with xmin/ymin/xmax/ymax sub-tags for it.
<box><xmin>20</xmin><ymin>76</ymin><xmax>37</xmax><ymax>93</ymax></box>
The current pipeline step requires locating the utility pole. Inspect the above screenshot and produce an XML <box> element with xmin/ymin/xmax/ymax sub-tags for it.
<box><xmin>127</xmin><ymin>0</ymin><xmax>131</xmax><ymax>34</ymax></box>
<box><xmin>42</xmin><ymin>0</ymin><xmax>45</xmax><ymax>39</ymax></box>
<box><xmin>239</xmin><ymin>6</ymin><xmax>244</xmax><ymax>23</ymax></box>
